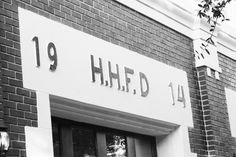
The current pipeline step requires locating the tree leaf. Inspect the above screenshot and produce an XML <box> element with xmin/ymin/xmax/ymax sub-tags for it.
<box><xmin>196</xmin><ymin>0</ymin><xmax>230</xmax><ymax>53</ymax></box>
<box><xmin>206</xmin><ymin>38</ymin><xmax>215</xmax><ymax>45</ymax></box>
<box><xmin>205</xmin><ymin>48</ymin><xmax>210</xmax><ymax>55</ymax></box>
<box><xmin>198</xmin><ymin>4</ymin><xmax>203</xmax><ymax>7</ymax></box>
<box><xmin>201</xmin><ymin>53</ymin><xmax>205</xmax><ymax>59</ymax></box>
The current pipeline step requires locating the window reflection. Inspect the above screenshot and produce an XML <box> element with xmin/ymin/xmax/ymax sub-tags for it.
<box><xmin>72</xmin><ymin>126</ymin><xmax>96</xmax><ymax>157</ymax></box>
<box><xmin>106</xmin><ymin>133</ymin><xmax>127</xmax><ymax>157</ymax></box>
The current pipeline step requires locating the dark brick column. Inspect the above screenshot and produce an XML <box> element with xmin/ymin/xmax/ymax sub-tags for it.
<box><xmin>197</xmin><ymin>66</ymin><xmax>235</xmax><ymax>157</ymax></box>
<box><xmin>0</xmin><ymin>55</ymin><xmax>6</xmax><ymax>130</ymax></box>
<box><xmin>1</xmin><ymin>0</ymin><xmax>38</xmax><ymax>156</ymax></box>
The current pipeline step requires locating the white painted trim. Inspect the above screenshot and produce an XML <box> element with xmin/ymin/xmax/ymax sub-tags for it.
<box><xmin>50</xmin><ymin>95</ymin><xmax>177</xmax><ymax>136</ymax></box>
<box><xmin>25</xmin><ymin>127</ymin><xmax>53</xmax><ymax>157</ymax></box>
<box><xmin>217</xmin><ymin>31</ymin><xmax>236</xmax><ymax>60</ymax></box>
<box><xmin>25</xmin><ymin>92</ymin><xmax>54</xmax><ymax>157</ymax></box>
<box><xmin>156</xmin><ymin>126</ymin><xmax>197</xmax><ymax>157</ymax></box>
<box><xmin>225</xmin><ymin>88</ymin><xmax>236</xmax><ymax>137</ymax></box>
<box><xmin>215</xmin><ymin>71</ymin><xmax>220</xmax><ymax>80</ymax></box>
<box><xmin>207</xmin><ymin>67</ymin><xmax>211</xmax><ymax>77</ymax></box>
<box><xmin>193</xmin><ymin>38</ymin><xmax>222</xmax><ymax>73</ymax></box>
<box><xmin>37</xmin><ymin>92</ymin><xmax>52</xmax><ymax>129</ymax></box>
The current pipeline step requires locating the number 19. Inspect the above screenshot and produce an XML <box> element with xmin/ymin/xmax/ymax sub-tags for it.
<box><xmin>32</xmin><ymin>36</ymin><xmax>58</xmax><ymax>71</ymax></box>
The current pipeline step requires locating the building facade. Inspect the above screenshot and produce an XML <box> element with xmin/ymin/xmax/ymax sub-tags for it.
<box><xmin>0</xmin><ymin>0</ymin><xmax>236</xmax><ymax>157</ymax></box>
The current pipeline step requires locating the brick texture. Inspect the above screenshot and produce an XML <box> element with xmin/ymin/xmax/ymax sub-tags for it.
<box><xmin>196</xmin><ymin>65</ymin><xmax>236</xmax><ymax>157</ymax></box>
<box><xmin>219</xmin><ymin>53</ymin><xmax>236</xmax><ymax>155</ymax></box>
<box><xmin>1</xmin><ymin>0</ymin><xmax>38</xmax><ymax>156</ymax></box>
<box><xmin>0</xmin><ymin>0</ymin><xmax>208</xmax><ymax>156</ymax></box>
<box><xmin>0</xmin><ymin>54</ymin><xmax>6</xmax><ymax>130</ymax></box>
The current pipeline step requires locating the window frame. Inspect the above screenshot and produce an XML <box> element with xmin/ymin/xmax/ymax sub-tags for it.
<box><xmin>52</xmin><ymin>117</ymin><xmax>157</xmax><ymax>157</ymax></box>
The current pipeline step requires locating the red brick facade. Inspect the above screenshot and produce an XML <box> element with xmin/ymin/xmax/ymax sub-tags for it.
<box><xmin>0</xmin><ymin>0</ymin><xmax>235</xmax><ymax>157</ymax></box>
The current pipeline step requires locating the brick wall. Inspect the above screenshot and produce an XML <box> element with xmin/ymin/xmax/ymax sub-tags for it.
<box><xmin>219</xmin><ymin>53</ymin><xmax>236</xmax><ymax>155</ymax></box>
<box><xmin>0</xmin><ymin>54</ymin><xmax>6</xmax><ymax>131</ymax></box>
<box><xmin>191</xmin><ymin>51</ymin><xmax>236</xmax><ymax>157</ymax></box>
<box><xmin>1</xmin><ymin>0</ymin><xmax>38</xmax><ymax>157</ymax></box>
<box><xmin>196</xmin><ymin>65</ymin><xmax>236</xmax><ymax>157</ymax></box>
<box><xmin>0</xmin><ymin>0</ymin><xmax>206</xmax><ymax>156</ymax></box>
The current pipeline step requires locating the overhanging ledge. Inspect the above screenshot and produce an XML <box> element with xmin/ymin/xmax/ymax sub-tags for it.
<box><xmin>50</xmin><ymin>95</ymin><xmax>178</xmax><ymax>136</ymax></box>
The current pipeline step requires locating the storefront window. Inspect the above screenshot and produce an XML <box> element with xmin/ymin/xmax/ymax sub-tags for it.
<box><xmin>106</xmin><ymin>133</ymin><xmax>127</xmax><ymax>157</ymax></box>
<box><xmin>72</xmin><ymin>126</ymin><xmax>96</xmax><ymax>157</ymax></box>
<box><xmin>52</xmin><ymin>121</ymin><xmax>61</xmax><ymax>157</ymax></box>
<box><xmin>52</xmin><ymin>118</ymin><xmax>156</xmax><ymax>157</ymax></box>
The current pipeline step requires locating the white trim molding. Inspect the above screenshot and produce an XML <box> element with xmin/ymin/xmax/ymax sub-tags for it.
<box><xmin>25</xmin><ymin>92</ymin><xmax>54</xmax><ymax>157</ymax></box>
<box><xmin>225</xmin><ymin>88</ymin><xmax>236</xmax><ymax>137</ymax></box>
<box><xmin>50</xmin><ymin>95</ymin><xmax>177</xmax><ymax>136</ymax></box>
<box><xmin>218</xmin><ymin>30</ymin><xmax>236</xmax><ymax>60</ymax></box>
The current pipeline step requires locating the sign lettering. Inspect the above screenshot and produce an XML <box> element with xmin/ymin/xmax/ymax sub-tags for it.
<box><xmin>32</xmin><ymin>36</ymin><xmax>57</xmax><ymax>71</ymax></box>
<box><xmin>90</xmin><ymin>55</ymin><xmax>149</xmax><ymax>97</ymax></box>
<box><xmin>140</xmin><ymin>72</ymin><xmax>149</xmax><ymax>97</ymax></box>
<box><xmin>169</xmin><ymin>82</ymin><xmax>186</xmax><ymax>108</ymax></box>
<box><xmin>108</xmin><ymin>61</ymin><xmax>121</xmax><ymax>89</ymax></box>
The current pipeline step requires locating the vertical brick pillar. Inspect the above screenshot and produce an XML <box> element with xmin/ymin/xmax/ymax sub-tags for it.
<box><xmin>1</xmin><ymin>1</ymin><xmax>38</xmax><ymax>156</ymax></box>
<box><xmin>197</xmin><ymin>66</ymin><xmax>234</xmax><ymax>157</ymax></box>
<box><xmin>0</xmin><ymin>55</ymin><xmax>6</xmax><ymax>129</ymax></box>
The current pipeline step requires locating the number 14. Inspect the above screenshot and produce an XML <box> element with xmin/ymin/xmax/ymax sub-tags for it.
<box><xmin>169</xmin><ymin>82</ymin><xmax>186</xmax><ymax>108</ymax></box>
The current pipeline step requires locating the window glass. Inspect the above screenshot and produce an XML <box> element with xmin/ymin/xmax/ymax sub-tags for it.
<box><xmin>52</xmin><ymin>118</ymin><xmax>156</xmax><ymax>157</ymax></box>
<box><xmin>106</xmin><ymin>133</ymin><xmax>127</xmax><ymax>157</ymax></box>
<box><xmin>72</xmin><ymin>126</ymin><xmax>96</xmax><ymax>157</ymax></box>
<box><xmin>52</xmin><ymin>121</ymin><xmax>61</xmax><ymax>157</ymax></box>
